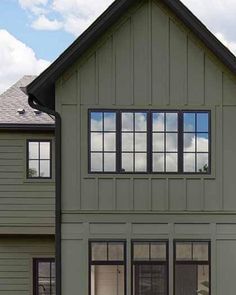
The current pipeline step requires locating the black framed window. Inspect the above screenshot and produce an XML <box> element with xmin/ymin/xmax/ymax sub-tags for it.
<box><xmin>132</xmin><ymin>241</ymin><xmax>168</xmax><ymax>295</ymax></box>
<box><xmin>89</xmin><ymin>110</ymin><xmax>210</xmax><ymax>174</ymax></box>
<box><xmin>33</xmin><ymin>258</ymin><xmax>55</xmax><ymax>295</ymax></box>
<box><xmin>89</xmin><ymin>241</ymin><xmax>126</xmax><ymax>295</ymax></box>
<box><xmin>27</xmin><ymin>140</ymin><xmax>52</xmax><ymax>179</ymax></box>
<box><xmin>174</xmin><ymin>241</ymin><xmax>210</xmax><ymax>295</ymax></box>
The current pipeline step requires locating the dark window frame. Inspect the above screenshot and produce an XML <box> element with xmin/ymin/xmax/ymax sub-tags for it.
<box><xmin>27</xmin><ymin>139</ymin><xmax>52</xmax><ymax>179</ymax></box>
<box><xmin>89</xmin><ymin>240</ymin><xmax>127</xmax><ymax>295</ymax></box>
<box><xmin>33</xmin><ymin>258</ymin><xmax>55</xmax><ymax>295</ymax></box>
<box><xmin>174</xmin><ymin>240</ymin><xmax>211</xmax><ymax>295</ymax></box>
<box><xmin>88</xmin><ymin>110</ymin><xmax>211</xmax><ymax>175</ymax></box>
<box><xmin>131</xmin><ymin>240</ymin><xmax>169</xmax><ymax>295</ymax></box>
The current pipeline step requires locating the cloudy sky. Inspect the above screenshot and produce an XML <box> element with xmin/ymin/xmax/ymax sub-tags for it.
<box><xmin>0</xmin><ymin>0</ymin><xmax>235</xmax><ymax>94</ymax></box>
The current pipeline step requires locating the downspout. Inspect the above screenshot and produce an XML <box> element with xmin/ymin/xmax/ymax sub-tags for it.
<box><xmin>28</xmin><ymin>94</ymin><xmax>61</xmax><ymax>295</ymax></box>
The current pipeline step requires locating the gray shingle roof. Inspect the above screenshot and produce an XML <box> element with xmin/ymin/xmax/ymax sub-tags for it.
<box><xmin>0</xmin><ymin>76</ymin><xmax>54</xmax><ymax>125</ymax></box>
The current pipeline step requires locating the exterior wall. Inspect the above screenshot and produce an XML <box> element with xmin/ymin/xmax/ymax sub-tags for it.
<box><xmin>0</xmin><ymin>131</ymin><xmax>55</xmax><ymax>234</ymax></box>
<box><xmin>56</xmin><ymin>0</ymin><xmax>236</xmax><ymax>213</ymax></box>
<box><xmin>0</xmin><ymin>236</ymin><xmax>54</xmax><ymax>295</ymax></box>
<box><xmin>55</xmin><ymin>0</ymin><xmax>236</xmax><ymax>294</ymax></box>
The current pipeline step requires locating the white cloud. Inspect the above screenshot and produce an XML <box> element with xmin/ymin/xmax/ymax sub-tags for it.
<box><xmin>19</xmin><ymin>0</ymin><xmax>49</xmax><ymax>14</ymax></box>
<box><xmin>215</xmin><ymin>33</ymin><xmax>236</xmax><ymax>55</ymax></box>
<box><xmin>0</xmin><ymin>29</ymin><xmax>50</xmax><ymax>95</ymax></box>
<box><xmin>32</xmin><ymin>15</ymin><xmax>63</xmax><ymax>30</ymax></box>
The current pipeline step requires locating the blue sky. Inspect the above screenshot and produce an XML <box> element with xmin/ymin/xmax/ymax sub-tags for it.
<box><xmin>0</xmin><ymin>0</ymin><xmax>235</xmax><ymax>94</ymax></box>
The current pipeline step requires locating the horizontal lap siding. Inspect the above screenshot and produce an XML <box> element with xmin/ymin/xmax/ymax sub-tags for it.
<box><xmin>57</xmin><ymin>0</ymin><xmax>236</xmax><ymax>213</ymax></box>
<box><xmin>0</xmin><ymin>132</ymin><xmax>55</xmax><ymax>232</ymax></box>
<box><xmin>0</xmin><ymin>236</ymin><xmax>54</xmax><ymax>295</ymax></box>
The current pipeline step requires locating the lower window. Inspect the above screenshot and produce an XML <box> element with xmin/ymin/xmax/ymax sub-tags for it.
<box><xmin>132</xmin><ymin>241</ymin><xmax>168</xmax><ymax>295</ymax></box>
<box><xmin>33</xmin><ymin>258</ymin><xmax>55</xmax><ymax>295</ymax></box>
<box><xmin>174</xmin><ymin>241</ymin><xmax>210</xmax><ymax>295</ymax></box>
<box><xmin>89</xmin><ymin>241</ymin><xmax>126</xmax><ymax>295</ymax></box>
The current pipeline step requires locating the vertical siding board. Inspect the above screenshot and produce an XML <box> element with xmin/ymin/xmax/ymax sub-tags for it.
<box><xmin>114</xmin><ymin>19</ymin><xmax>132</xmax><ymax>105</ymax></box>
<box><xmin>98</xmin><ymin>179</ymin><xmax>115</xmax><ymax>210</ymax></box>
<box><xmin>186</xmin><ymin>179</ymin><xmax>203</xmax><ymax>211</ymax></box>
<box><xmin>151</xmin><ymin>179</ymin><xmax>167</xmax><ymax>211</ymax></box>
<box><xmin>97</xmin><ymin>38</ymin><xmax>113</xmax><ymax>106</ymax></box>
<box><xmin>133</xmin><ymin>3</ymin><xmax>149</xmax><ymax>105</ymax></box>
<box><xmin>187</xmin><ymin>39</ymin><xmax>204</xmax><ymax>105</ymax></box>
<box><xmin>81</xmin><ymin>179</ymin><xmax>98</xmax><ymax>210</ymax></box>
<box><xmin>80</xmin><ymin>54</ymin><xmax>96</xmax><ymax>105</ymax></box>
<box><xmin>151</xmin><ymin>3</ymin><xmax>169</xmax><ymax>105</ymax></box>
<box><xmin>116</xmin><ymin>179</ymin><xmax>132</xmax><ymax>210</ymax></box>
<box><xmin>133</xmin><ymin>179</ymin><xmax>150</xmax><ymax>211</ymax></box>
<box><xmin>223</xmin><ymin>74</ymin><xmax>236</xmax><ymax>105</ymax></box>
<box><xmin>169</xmin><ymin>179</ymin><xmax>186</xmax><ymax>211</ymax></box>
<box><xmin>170</xmin><ymin>20</ymin><xmax>187</xmax><ymax>105</ymax></box>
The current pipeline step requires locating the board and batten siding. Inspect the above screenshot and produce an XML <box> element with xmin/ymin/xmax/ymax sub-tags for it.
<box><xmin>0</xmin><ymin>131</ymin><xmax>55</xmax><ymax>234</ymax></box>
<box><xmin>0</xmin><ymin>236</ymin><xmax>54</xmax><ymax>295</ymax></box>
<box><xmin>56</xmin><ymin>0</ymin><xmax>236</xmax><ymax>213</ymax></box>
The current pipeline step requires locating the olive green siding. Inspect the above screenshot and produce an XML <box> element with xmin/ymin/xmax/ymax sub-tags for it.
<box><xmin>0</xmin><ymin>236</ymin><xmax>54</xmax><ymax>295</ymax></box>
<box><xmin>55</xmin><ymin>0</ymin><xmax>236</xmax><ymax>294</ymax></box>
<box><xmin>56</xmin><ymin>0</ymin><xmax>236</xmax><ymax>213</ymax></box>
<box><xmin>0</xmin><ymin>131</ymin><xmax>55</xmax><ymax>234</ymax></box>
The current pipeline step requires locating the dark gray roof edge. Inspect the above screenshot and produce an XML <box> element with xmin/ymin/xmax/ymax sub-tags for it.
<box><xmin>26</xmin><ymin>0</ymin><xmax>236</xmax><ymax>106</ymax></box>
<box><xmin>0</xmin><ymin>124</ymin><xmax>55</xmax><ymax>131</ymax></box>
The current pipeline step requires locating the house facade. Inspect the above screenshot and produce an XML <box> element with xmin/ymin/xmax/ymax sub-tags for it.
<box><xmin>0</xmin><ymin>76</ymin><xmax>55</xmax><ymax>294</ymax></box>
<box><xmin>25</xmin><ymin>0</ymin><xmax>236</xmax><ymax>294</ymax></box>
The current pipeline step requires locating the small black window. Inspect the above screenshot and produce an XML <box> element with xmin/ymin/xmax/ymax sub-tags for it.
<box><xmin>132</xmin><ymin>241</ymin><xmax>168</xmax><ymax>295</ymax></box>
<box><xmin>89</xmin><ymin>241</ymin><xmax>126</xmax><ymax>295</ymax></box>
<box><xmin>89</xmin><ymin>110</ymin><xmax>210</xmax><ymax>174</ymax></box>
<box><xmin>174</xmin><ymin>241</ymin><xmax>210</xmax><ymax>295</ymax></box>
<box><xmin>27</xmin><ymin>140</ymin><xmax>52</xmax><ymax>179</ymax></box>
<box><xmin>33</xmin><ymin>258</ymin><xmax>55</xmax><ymax>295</ymax></box>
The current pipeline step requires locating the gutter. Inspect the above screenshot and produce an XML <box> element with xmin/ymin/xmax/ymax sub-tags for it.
<box><xmin>0</xmin><ymin>124</ymin><xmax>54</xmax><ymax>131</ymax></box>
<box><xmin>28</xmin><ymin>94</ymin><xmax>61</xmax><ymax>295</ymax></box>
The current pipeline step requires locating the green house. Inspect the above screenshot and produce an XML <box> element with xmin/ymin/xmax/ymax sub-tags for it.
<box><xmin>4</xmin><ymin>0</ymin><xmax>236</xmax><ymax>294</ymax></box>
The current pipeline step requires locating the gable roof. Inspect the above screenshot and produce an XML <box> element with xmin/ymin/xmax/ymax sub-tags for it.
<box><xmin>0</xmin><ymin>76</ymin><xmax>54</xmax><ymax>128</ymax></box>
<box><xmin>25</xmin><ymin>0</ymin><xmax>236</xmax><ymax>109</ymax></box>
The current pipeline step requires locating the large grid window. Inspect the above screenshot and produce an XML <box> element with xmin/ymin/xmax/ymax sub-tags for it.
<box><xmin>27</xmin><ymin>140</ymin><xmax>52</xmax><ymax>178</ymax></box>
<box><xmin>33</xmin><ymin>258</ymin><xmax>55</xmax><ymax>295</ymax></box>
<box><xmin>132</xmin><ymin>241</ymin><xmax>168</xmax><ymax>295</ymax></box>
<box><xmin>174</xmin><ymin>241</ymin><xmax>210</xmax><ymax>295</ymax></box>
<box><xmin>89</xmin><ymin>241</ymin><xmax>126</xmax><ymax>295</ymax></box>
<box><xmin>89</xmin><ymin>110</ymin><xmax>210</xmax><ymax>174</ymax></box>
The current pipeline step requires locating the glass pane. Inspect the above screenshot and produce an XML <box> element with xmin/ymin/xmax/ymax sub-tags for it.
<box><xmin>91</xmin><ymin>133</ymin><xmax>103</xmax><ymax>152</ymax></box>
<box><xmin>198</xmin><ymin>265</ymin><xmax>210</xmax><ymax>293</ymax></box>
<box><xmin>135</xmin><ymin>113</ymin><xmax>147</xmax><ymax>131</ymax></box>
<box><xmin>40</xmin><ymin>160</ymin><xmax>50</xmax><ymax>177</ymax></box>
<box><xmin>40</xmin><ymin>142</ymin><xmax>50</xmax><ymax>159</ymax></box>
<box><xmin>197</xmin><ymin>113</ymin><xmax>209</xmax><ymax>132</ymax></box>
<box><xmin>92</xmin><ymin>243</ymin><xmax>107</xmax><ymax>261</ymax></box>
<box><xmin>166</xmin><ymin>153</ymin><xmax>178</xmax><ymax>172</ymax></box>
<box><xmin>176</xmin><ymin>242</ymin><xmax>192</xmax><ymax>260</ymax></box>
<box><xmin>91</xmin><ymin>112</ymin><xmax>103</xmax><ymax>131</ymax></box>
<box><xmin>153</xmin><ymin>153</ymin><xmax>164</xmax><ymax>172</ymax></box>
<box><xmin>184</xmin><ymin>133</ymin><xmax>195</xmax><ymax>152</ymax></box>
<box><xmin>135</xmin><ymin>153</ymin><xmax>147</xmax><ymax>172</ymax></box>
<box><xmin>152</xmin><ymin>113</ymin><xmax>165</xmax><ymax>132</ymax></box>
<box><xmin>51</xmin><ymin>262</ymin><xmax>55</xmax><ymax>278</ymax></box>
<box><xmin>166</xmin><ymin>113</ymin><xmax>178</xmax><ymax>131</ymax></box>
<box><xmin>29</xmin><ymin>142</ymin><xmax>39</xmax><ymax>159</ymax></box>
<box><xmin>122</xmin><ymin>133</ymin><xmax>133</xmax><ymax>152</ymax></box>
<box><xmin>193</xmin><ymin>243</ymin><xmax>209</xmax><ymax>261</ymax></box>
<box><xmin>184</xmin><ymin>153</ymin><xmax>195</xmax><ymax>172</ymax></box>
<box><xmin>122</xmin><ymin>113</ymin><xmax>133</xmax><ymax>131</ymax></box>
<box><xmin>133</xmin><ymin>265</ymin><xmax>167</xmax><ymax>295</ymax></box>
<box><xmin>184</xmin><ymin>113</ymin><xmax>195</xmax><ymax>132</ymax></box>
<box><xmin>108</xmin><ymin>243</ymin><xmax>124</xmax><ymax>261</ymax></box>
<box><xmin>91</xmin><ymin>265</ymin><xmax>124</xmax><ymax>295</ymax></box>
<box><xmin>153</xmin><ymin>133</ymin><xmax>164</xmax><ymax>152</ymax></box>
<box><xmin>39</xmin><ymin>262</ymin><xmax>50</xmax><ymax>277</ymax></box>
<box><xmin>133</xmin><ymin>242</ymin><xmax>149</xmax><ymax>260</ymax></box>
<box><xmin>122</xmin><ymin>153</ymin><xmax>133</xmax><ymax>172</ymax></box>
<box><xmin>135</xmin><ymin>133</ymin><xmax>147</xmax><ymax>152</ymax></box>
<box><xmin>104</xmin><ymin>112</ymin><xmax>116</xmax><ymax>131</ymax></box>
<box><xmin>197</xmin><ymin>154</ymin><xmax>209</xmax><ymax>173</ymax></box>
<box><xmin>38</xmin><ymin>278</ymin><xmax>50</xmax><ymax>294</ymax></box>
<box><xmin>104</xmin><ymin>153</ymin><xmax>116</xmax><ymax>172</ymax></box>
<box><xmin>91</xmin><ymin>153</ymin><xmax>103</xmax><ymax>172</ymax></box>
<box><xmin>197</xmin><ymin>134</ymin><xmax>209</xmax><ymax>152</ymax></box>
<box><xmin>29</xmin><ymin>160</ymin><xmax>39</xmax><ymax>177</ymax></box>
<box><xmin>150</xmin><ymin>243</ymin><xmax>166</xmax><ymax>261</ymax></box>
<box><xmin>166</xmin><ymin>133</ymin><xmax>178</xmax><ymax>152</ymax></box>
<box><xmin>104</xmin><ymin>133</ymin><xmax>116</xmax><ymax>152</ymax></box>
